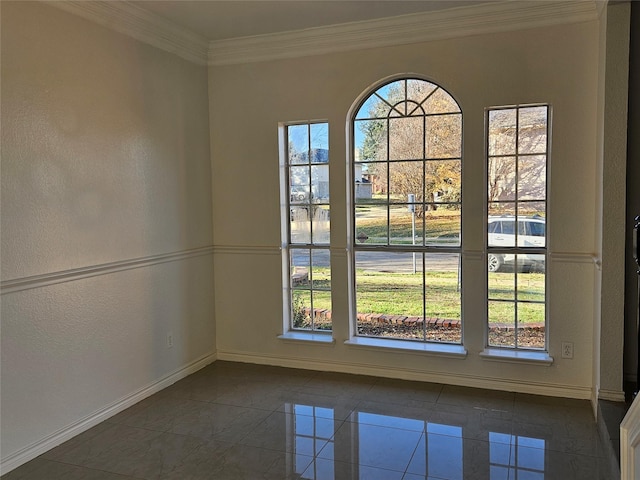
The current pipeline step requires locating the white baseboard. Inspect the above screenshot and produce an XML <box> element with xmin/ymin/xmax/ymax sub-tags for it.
<box><xmin>216</xmin><ymin>349</ymin><xmax>592</xmax><ymax>399</ymax></box>
<box><xmin>599</xmin><ymin>388</ymin><xmax>627</xmax><ymax>402</ymax></box>
<box><xmin>0</xmin><ymin>351</ymin><xmax>217</xmax><ymax>476</ymax></box>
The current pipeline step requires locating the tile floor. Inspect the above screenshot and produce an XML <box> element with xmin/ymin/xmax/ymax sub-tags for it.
<box><xmin>3</xmin><ymin>361</ymin><xmax>615</xmax><ymax>480</ymax></box>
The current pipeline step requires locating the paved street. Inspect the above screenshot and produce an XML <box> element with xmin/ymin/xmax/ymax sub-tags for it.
<box><xmin>290</xmin><ymin>250</ymin><xmax>460</xmax><ymax>273</ymax></box>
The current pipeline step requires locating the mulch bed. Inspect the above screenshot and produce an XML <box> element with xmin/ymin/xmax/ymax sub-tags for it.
<box><xmin>357</xmin><ymin>323</ymin><xmax>544</xmax><ymax>348</ymax></box>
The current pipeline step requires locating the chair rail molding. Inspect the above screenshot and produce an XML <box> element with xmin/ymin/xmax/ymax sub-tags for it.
<box><xmin>1</xmin><ymin>246</ymin><xmax>214</xmax><ymax>295</ymax></box>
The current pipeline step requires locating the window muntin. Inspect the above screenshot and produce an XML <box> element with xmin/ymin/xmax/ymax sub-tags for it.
<box><xmin>352</xmin><ymin>78</ymin><xmax>462</xmax><ymax>344</ymax></box>
<box><xmin>285</xmin><ymin>122</ymin><xmax>331</xmax><ymax>332</ymax></box>
<box><xmin>487</xmin><ymin>105</ymin><xmax>548</xmax><ymax>350</ymax></box>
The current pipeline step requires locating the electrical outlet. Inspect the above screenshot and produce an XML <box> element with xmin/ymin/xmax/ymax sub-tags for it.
<box><xmin>167</xmin><ymin>333</ymin><xmax>173</xmax><ymax>348</ymax></box>
<box><xmin>561</xmin><ymin>342</ymin><xmax>573</xmax><ymax>359</ymax></box>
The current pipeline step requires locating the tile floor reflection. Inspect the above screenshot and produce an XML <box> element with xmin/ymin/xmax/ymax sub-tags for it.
<box><xmin>2</xmin><ymin>361</ymin><xmax>613</xmax><ymax>479</ymax></box>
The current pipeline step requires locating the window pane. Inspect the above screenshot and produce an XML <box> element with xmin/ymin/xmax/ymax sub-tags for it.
<box><xmin>423</xmin><ymin>88</ymin><xmax>459</xmax><ymax>114</ymax></box>
<box><xmin>290</xmin><ymin>207</ymin><xmax>311</xmax><ymax>244</ymax></box>
<box><xmin>488</xmin><ymin>157</ymin><xmax>516</xmax><ymax>202</ymax></box>
<box><xmin>518</xmin><ymin>221</ymin><xmax>545</xmax><ymax>248</ymax></box>
<box><xmin>424</xmin><ymin>209</ymin><xmax>460</xmax><ymax>247</ymax></box>
<box><xmin>426</xmin><ymin>114</ymin><xmax>461</xmax><ymax>158</ymax></box>
<box><xmin>356</xmin><ymin>162</ymin><xmax>386</xmax><ymax>199</ymax></box>
<box><xmin>311</xmin><ymin>249</ymin><xmax>331</xmax><ymax>291</ymax></box>
<box><xmin>518</xmin><ymin>106</ymin><xmax>548</xmax><ymax>154</ymax></box>
<box><xmin>354</xmin><ymin>120</ymin><xmax>387</xmax><ymax>162</ymax></box>
<box><xmin>310</xmin><ymin>123</ymin><xmax>328</xmax><ymax>163</ymax></box>
<box><xmin>390</xmin><ymin>204</ymin><xmax>415</xmax><ymax>245</ymax></box>
<box><xmin>289</xmin><ymin>124</ymin><xmax>309</xmax><ymax>164</ymax></box>
<box><xmin>389</xmin><ymin>117</ymin><xmax>423</xmax><ymax>160</ymax></box>
<box><xmin>489</xmin><ymin>301</ymin><xmax>515</xmax><ymax>347</ymax></box>
<box><xmin>356</xmin><ymin>95</ymin><xmax>386</xmax><ymax>120</ymax></box>
<box><xmin>355</xmin><ymin>204</ymin><xmax>387</xmax><ymax>245</ymax></box>
<box><xmin>291</xmin><ymin>249</ymin><xmax>310</xmax><ymax>288</ymax></box>
<box><xmin>515</xmin><ymin>260</ymin><xmax>544</xmax><ymax>292</ymax></box>
<box><xmin>518</xmin><ymin>155</ymin><xmax>546</xmax><ymax>201</ymax></box>
<box><xmin>407</xmin><ymin>79</ymin><xmax>437</xmax><ymax>106</ymax></box>
<box><xmin>311</xmin><ymin>165</ymin><xmax>329</xmax><ymax>202</ymax></box>
<box><xmin>426</xmin><ymin>160</ymin><xmax>461</xmax><ymax>204</ymax></box>
<box><xmin>488</xmin><ymin>109</ymin><xmax>517</xmax><ymax>156</ymax></box>
<box><xmin>312</xmin><ymin>290</ymin><xmax>332</xmax><ymax>330</ymax></box>
<box><xmin>311</xmin><ymin>206</ymin><xmax>330</xmax><ymax>244</ymax></box>
<box><xmin>389</xmin><ymin>161</ymin><xmax>423</xmax><ymax>203</ymax></box>
<box><xmin>518</xmin><ymin>301</ymin><xmax>545</xmax><ymax>325</ymax></box>
<box><xmin>489</xmin><ymin>270</ymin><xmax>515</xmax><ymax>300</ymax></box>
<box><xmin>517</xmin><ymin>302</ymin><xmax>545</xmax><ymax>349</ymax></box>
<box><xmin>292</xmin><ymin>289</ymin><xmax>312</xmax><ymax>330</ymax></box>
<box><xmin>290</xmin><ymin>166</ymin><xmax>310</xmax><ymax>200</ymax></box>
<box><xmin>488</xmin><ymin>216</ymin><xmax>516</xmax><ymax>247</ymax></box>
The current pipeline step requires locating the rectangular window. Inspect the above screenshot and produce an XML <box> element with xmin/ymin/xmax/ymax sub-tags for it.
<box><xmin>283</xmin><ymin>122</ymin><xmax>331</xmax><ymax>332</ymax></box>
<box><xmin>487</xmin><ymin>105</ymin><xmax>548</xmax><ymax>349</ymax></box>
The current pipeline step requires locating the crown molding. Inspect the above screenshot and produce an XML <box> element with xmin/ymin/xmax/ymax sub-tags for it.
<box><xmin>49</xmin><ymin>1</ymin><xmax>599</xmax><ymax>68</ymax></box>
<box><xmin>50</xmin><ymin>1</ymin><xmax>209</xmax><ymax>65</ymax></box>
<box><xmin>208</xmin><ymin>0</ymin><xmax>600</xmax><ymax>66</ymax></box>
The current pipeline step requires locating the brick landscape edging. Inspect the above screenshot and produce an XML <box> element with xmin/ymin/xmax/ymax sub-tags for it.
<box><xmin>301</xmin><ymin>307</ymin><xmax>544</xmax><ymax>331</ymax></box>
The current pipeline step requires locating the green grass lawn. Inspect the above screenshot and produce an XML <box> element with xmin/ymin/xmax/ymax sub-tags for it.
<box><xmin>355</xmin><ymin>209</ymin><xmax>460</xmax><ymax>243</ymax></box>
<box><xmin>293</xmin><ymin>269</ymin><xmax>545</xmax><ymax>325</ymax></box>
<box><xmin>355</xmin><ymin>270</ymin><xmax>460</xmax><ymax>318</ymax></box>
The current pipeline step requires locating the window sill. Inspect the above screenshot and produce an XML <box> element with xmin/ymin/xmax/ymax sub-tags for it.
<box><xmin>278</xmin><ymin>331</ymin><xmax>335</xmax><ymax>345</ymax></box>
<box><xmin>479</xmin><ymin>348</ymin><xmax>553</xmax><ymax>366</ymax></box>
<box><xmin>344</xmin><ymin>337</ymin><xmax>467</xmax><ymax>358</ymax></box>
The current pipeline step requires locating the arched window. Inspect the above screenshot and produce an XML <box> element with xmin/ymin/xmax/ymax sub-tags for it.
<box><xmin>351</xmin><ymin>77</ymin><xmax>463</xmax><ymax>343</ymax></box>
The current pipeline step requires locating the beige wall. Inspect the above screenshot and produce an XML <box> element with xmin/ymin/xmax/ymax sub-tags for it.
<box><xmin>210</xmin><ymin>21</ymin><xmax>601</xmax><ymax>396</ymax></box>
<box><xmin>1</xmin><ymin>1</ymin><xmax>215</xmax><ymax>468</ymax></box>
<box><xmin>595</xmin><ymin>1</ymin><xmax>631</xmax><ymax>402</ymax></box>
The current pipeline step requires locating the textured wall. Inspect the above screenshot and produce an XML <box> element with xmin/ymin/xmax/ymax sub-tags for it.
<box><xmin>1</xmin><ymin>1</ymin><xmax>215</xmax><ymax>466</ymax></box>
<box><xmin>598</xmin><ymin>1</ymin><xmax>631</xmax><ymax>399</ymax></box>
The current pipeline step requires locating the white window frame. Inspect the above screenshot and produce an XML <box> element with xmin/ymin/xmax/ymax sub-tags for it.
<box><xmin>347</xmin><ymin>76</ymin><xmax>464</xmax><ymax>348</ymax></box>
<box><xmin>279</xmin><ymin>121</ymin><xmax>333</xmax><ymax>338</ymax></box>
<box><xmin>485</xmin><ymin>104</ymin><xmax>550</xmax><ymax>352</ymax></box>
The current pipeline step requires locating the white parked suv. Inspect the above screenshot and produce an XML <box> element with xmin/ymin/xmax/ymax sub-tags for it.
<box><xmin>487</xmin><ymin>216</ymin><xmax>546</xmax><ymax>272</ymax></box>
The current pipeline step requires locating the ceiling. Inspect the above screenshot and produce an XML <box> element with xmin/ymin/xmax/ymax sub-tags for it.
<box><xmin>130</xmin><ymin>1</ymin><xmax>488</xmax><ymax>41</ymax></box>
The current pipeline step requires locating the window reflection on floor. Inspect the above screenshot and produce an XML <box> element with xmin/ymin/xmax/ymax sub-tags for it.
<box><xmin>286</xmin><ymin>403</ymin><xmax>546</xmax><ymax>479</ymax></box>
<box><xmin>490</xmin><ymin>432</ymin><xmax>545</xmax><ymax>479</ymax></box>
<box><xmin>425</xmin><ymin>423</ymin><xmax>464</xmax><ymax>479</ymax></box>
<box><xmin>286</xmin><ymin>404</ymin><xmax>335</xmax><ymax>478</ymax></box>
